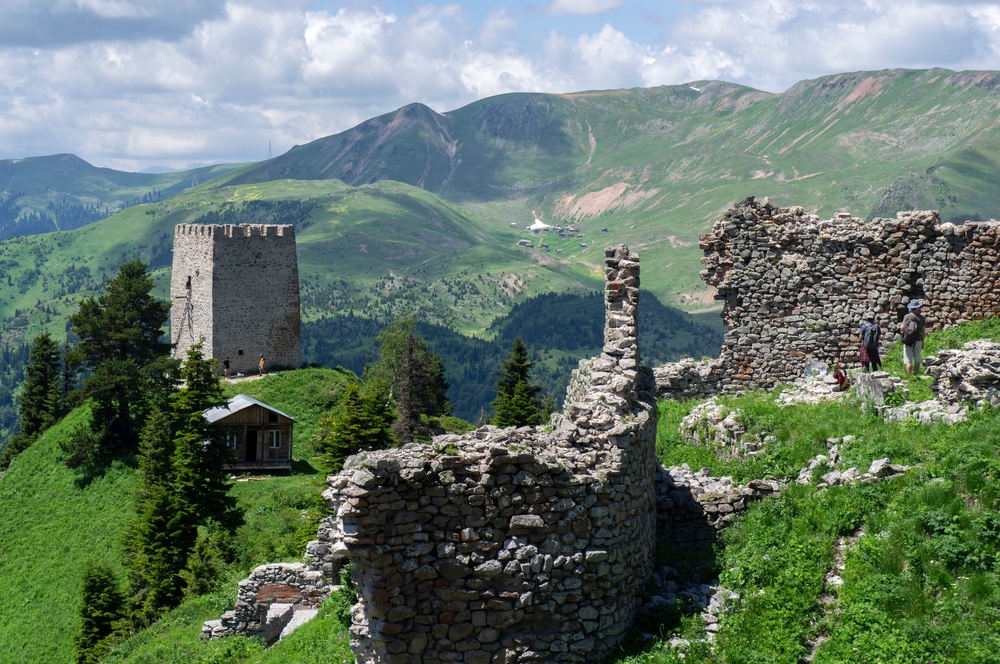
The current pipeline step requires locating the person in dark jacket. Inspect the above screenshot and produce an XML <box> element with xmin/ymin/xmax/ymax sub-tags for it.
<box><xmin>859</xmin><ymin>311</ymin><xmax>882</xmax><ymax>372</ymax></box>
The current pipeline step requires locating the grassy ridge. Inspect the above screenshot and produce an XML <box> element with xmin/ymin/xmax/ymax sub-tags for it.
<box><xmin>0</xmin><ymin>368</ymin><xmax>353</xmax><ymax>664</ymax></box>
<box><xmin>0</xmin><ymin>155</ymin><xmax>245</xmax><ymax>234</ymax></box>
<box><xmin>0</xmin><ymin>406</ymin><xmax>135</xmax><ymax>664</ymax></box>
<box><xmin>616</xmin><ymin>319</ymin><xmax>1000</xmax><ymax>663</ymax></box>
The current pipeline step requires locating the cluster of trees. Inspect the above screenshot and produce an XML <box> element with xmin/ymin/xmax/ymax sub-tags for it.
<box><xmin>314</xmin><ymin>317</ymin><xmax>549</xmax><ymax>471</ymax></box>
<box><xmin>0</xmin><ymin>259</ymin><xmax>240</xmax><ymax>663</ymax></box>
<box><xmin>314</xmin><ymin>317</ymin><xmax>450</xmax><ymax>471</ymax></box>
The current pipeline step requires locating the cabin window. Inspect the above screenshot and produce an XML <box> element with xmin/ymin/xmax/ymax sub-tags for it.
<box><xmin>267</xmin><ymin>412</ymin><xmax>278</xmax><ymax>424</ymax></box>
<box><xmin>269</xmin><ymin>430</ymin><xmax>281</xmax><ymax>448</ymax></box>
<box><xmin>223</xmin><ymin>431</ymin><xmax>238</xmax><ymax>449</ymax></box>
<box><xmin>238</xmin><ymin>349</ymin><xmax>244</xmax><ymax>356</ymax></box>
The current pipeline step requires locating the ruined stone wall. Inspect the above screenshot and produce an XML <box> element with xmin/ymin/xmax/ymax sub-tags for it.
<box><xmin>170</xmin><ymin>223</ymin><xmax>300</xmax><ymax>375</ymax></box>
<box><xmin>690</xmin><ymin>198</ymin><xmax>1000</xmax><ymax>391</ymax></box>
<box><xmin>305</xmin><ymin>246</ymin><xmax>657</xmax><ymax>664</ymax></box>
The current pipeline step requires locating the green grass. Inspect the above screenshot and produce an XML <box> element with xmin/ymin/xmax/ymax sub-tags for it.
<box><xmin>627</xmin><ymin>365</ymin><xmax>1000</xmax><ymax>664</ymax></box>
<box><xmin>0</xmin><ymin>406</ymin><xmax>136</xmax><ymax>664</ymax></box>
<box><xmin>0</xmin><ymin>367</ymin><xmax>354</xmax><ymax>663</ymax></box>
<box><xmin>222</xmin><ymin>367</ymin><xmax>357</xmax><ymax>460</ymax></box>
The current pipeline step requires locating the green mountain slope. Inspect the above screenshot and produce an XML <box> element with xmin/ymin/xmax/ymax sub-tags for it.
<box><xmin>232</xmin><ymin>68</ymin><xmax>1000</xmax><ymax>303</ymax></box>
<box><xmin>0</xmin><ymin>176</ymin><xmax>597</xmax><ymax>349</ymax></box>
<box><xmin>0</xmin><ymin>154</ymin><xmax>245</xmax><ymax>238</ymax></box>
<box><xmin>0</xmin><ymin>368</ymin><xmax>352</xmax><ymax>664</ymax></box>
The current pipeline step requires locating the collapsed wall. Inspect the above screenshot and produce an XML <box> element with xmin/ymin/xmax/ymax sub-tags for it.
<box><xmin>307</xmin><ymin>246</ymin><xmax>658</xmax><ymax>664</ymax></box>
<box><xmin>681</xmin><ymin>198</ymin><xmax>1000</xmax><ymax>392</ymax></box>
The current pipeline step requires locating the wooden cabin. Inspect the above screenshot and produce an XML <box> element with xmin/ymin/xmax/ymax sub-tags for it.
<box><xmin>203</xmin><ymin>394</ymin><xmax>295</xmax><ymax>471</ymax></box>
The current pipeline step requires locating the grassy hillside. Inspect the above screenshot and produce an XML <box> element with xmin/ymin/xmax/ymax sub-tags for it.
<box><xmin>7</xmin><ymin>69</ymin><xmax>1000</xmax><ymax>343</ymax></box>
<box><xmin>233</xmin><ymin>68</ymin><xmax>1000</xmax><ymax>305</ymax></box>
<box><xmin>0</xmin><ymin>406</ymin><xmax>135</xmax><ymax>664</ymax></box>
<box><xmin>0</xmin><ymin>368</ymin><xmax>352</xmax><ymax>664</ymax></box>
<box><xmin>0</xmin><ymin>176</ymin><xmax>598</xmax><ymax>348</ymax></box>
<box><xmin>0</xmin><ymin>155</ymin><xmax>245</xmax><ymax>238</ymax></box>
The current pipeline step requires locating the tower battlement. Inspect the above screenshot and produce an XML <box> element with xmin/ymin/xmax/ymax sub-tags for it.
<box><xmin>170</xmin><ymin>223</ymin><xmax>300</xmax><ymax>375</ymax></box>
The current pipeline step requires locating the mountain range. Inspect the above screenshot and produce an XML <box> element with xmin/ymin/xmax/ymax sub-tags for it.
<box><xmin>3</xmin><ymin>67</ymin><xmax>1000</xmax><ymax>414</ymax></box>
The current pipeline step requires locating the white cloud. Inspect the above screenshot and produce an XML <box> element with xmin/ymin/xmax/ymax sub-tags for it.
<box><xmin>547</xmin><ymin>0</ymin><xmax>625</xmax><ymax>16</ymax></box>
<box><xmin>2</xmin><ymin>1</ymin><xmax>1000</xmax><ymax>169</ymax></box>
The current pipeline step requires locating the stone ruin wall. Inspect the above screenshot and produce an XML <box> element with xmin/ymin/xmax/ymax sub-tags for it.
<box><xmin>307</xmin><ymin>246</ymin><xmax>658</xmax><ymax>664</ymax></box>
<box><xmin>170</xmin><ymin>223</ymin><xmax>301</xmax><ymax>376</ymax></box>
<box><xmin>659</xmin><ymin>198</ymin><xmax>1000</xmax><ymax>396</ymax></box>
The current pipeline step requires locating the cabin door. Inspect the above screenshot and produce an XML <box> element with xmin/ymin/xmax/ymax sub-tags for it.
<box><xmin>246</xmin><ymin>431</ymin><xmax>258</xmax><ymax>462</ymax></box>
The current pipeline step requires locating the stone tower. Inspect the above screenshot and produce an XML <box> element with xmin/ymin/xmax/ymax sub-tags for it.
<box><xmin>170</xmin><ymin>223</ymin><xmax>300</xmax><ymax>375</ymax></box>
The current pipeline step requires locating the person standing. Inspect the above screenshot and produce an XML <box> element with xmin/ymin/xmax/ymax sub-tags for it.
<box><xmin>258</xmin><ymin>354</ymin><xmax>266</xmax><ymax>376</ymax></box>
<box><xmin>223</xmin><ymin>356</ymin><xmax>231</xmax><ymax>379</ymax></box>
<box><xmin>859</xmin><ymin>311</ymin><xmax>882</xmax><ymax>372</ymax></box>
<box><xmin>900</xmin><ymin>300</ymin><xmax>927</xmax><ymax>376</ymax></box>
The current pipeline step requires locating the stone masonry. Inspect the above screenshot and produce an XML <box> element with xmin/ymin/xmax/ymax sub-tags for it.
<box><xmin>659</xmin><ymin>197</ymin><xmax>1000</xmax><ymax>394</ymax></box>
<box><xmin>204</xmin><ymin>246</ymin><xmax>660</xmax><ymax>662</ymax></box>
<box><xmin>170</xmin><ymin>223</ymin><xmax>301</xmax><ymax>375</ymax></box>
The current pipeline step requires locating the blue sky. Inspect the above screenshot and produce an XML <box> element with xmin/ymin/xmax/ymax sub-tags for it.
<box><xmin>1</xmin><ymin>0</ymin><xmax>999</xmax><ymax>170</ymax></box>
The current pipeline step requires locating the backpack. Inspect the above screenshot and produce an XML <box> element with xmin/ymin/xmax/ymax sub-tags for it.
<box><xmin>902</xmin><ymin>316</ymin><xmax>918</xmax><ymax>346</ymax></box>
<box><xmin>862</xmin><ymin>322</ymin><xmax>881</xmax><ymax>351</ymax></box>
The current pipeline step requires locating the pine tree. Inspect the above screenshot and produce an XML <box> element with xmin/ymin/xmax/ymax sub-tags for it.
<box><xmin>492</xmin><ymin>338</ymin><xmax>543</xmax><ymax>428</ymax></box>
<box><xmin>1</xmin><ymin>332</ymin><xmax>62</xmax><ymax>467</ymax></box>
<box><xmin>170</xmin><ymin>340</ymin><xmax>242</xmax><ymax>538</ymax></box>
<box><xmin>74</xmin><ymin>562</ymin><xmax>124</xmax><ymax>664</ymax></box>
<box><xmin>366</xmin><ymin>318</ymin><xmax>450</xmax><ymax>443</ymax></box>
<box><xmin>315</xmin><ymin>381</ymin><xmax>395</xmax><ymax>471</ymax></box>
<box><xmin>123</xmin><ymin>342</ymin><xmax>241</xmax><ymax>624</ymax></box>
<box><xmin>17</xmin><ymin>331</ymin><xmax>62</xmax><ymax>436</ymax></box>
<box><xmin>68</xmin><ymin>259</ymin><xmax>174</xmax><ymax>461</ymax></box>
<box><xmin>122</xmin><ymin>408</ymin><xmax>186</xmax><ymax>624</ymax></box>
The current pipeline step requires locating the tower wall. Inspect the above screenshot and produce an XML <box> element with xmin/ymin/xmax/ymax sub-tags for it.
<box><xmin>170</xmin><ymin>223</ymin><xmax>301</xmax><ymax>375</ymax></box>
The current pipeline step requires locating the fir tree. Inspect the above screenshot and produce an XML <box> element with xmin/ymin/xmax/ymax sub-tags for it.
<box><xmin>170</xmin><ymin>340</ymin><xmax>242</xmax><ymax>539</ymax></box>
<box><xmin>123</xmin><ymin>342</ymin><xmax>241</xmax><ymax>623</ymax></box>
<box><xmin>68</xmin><ymin>259</ymin><xmax>174</xmax><ymax>462</ymax></box>
<box><xmin>315</xmin><ymin>381</ymin><xmax>395</xmax><ymax>472</ymax></box>
<box><xmin>366</xmin><ymin>317</ymin><xmax>450</xmax><ymax>443</ymax></box>
<box><xmin>122</xmin><ymin>408</ymin><xmax>186</xmax><ymax>624</ymax></box>
<box><xmin>1</xmin><ymin>332</ymin><xmax>61</xmax><ymax>467</ymax></box>
<box><xmin>74</xmin><ymin>562</ymin><xmax>124</xmax><ymax>664</ymax></box>
<box><xmin>491</xmin><ymin>338</ymin><xmax>543</xmax><ymax>428</ymax></box>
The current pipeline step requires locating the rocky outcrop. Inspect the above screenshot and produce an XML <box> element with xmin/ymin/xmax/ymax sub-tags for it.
<box><xmin>926</xmin><ymin>340</ymin><xmax>1000</xmax><ymax>406</ymax></box>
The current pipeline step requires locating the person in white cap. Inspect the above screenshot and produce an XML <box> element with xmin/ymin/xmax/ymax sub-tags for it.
<box><xmin>900</xmin><ymin>300</ymin><xmax>926</xmax><ymax>375</ymax></box>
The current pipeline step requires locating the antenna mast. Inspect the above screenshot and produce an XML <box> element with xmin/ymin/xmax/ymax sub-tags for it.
<box><xmin>267</xmin><ymin>141</ymin><xmax>272</xmax><ymax>160</ymax></box>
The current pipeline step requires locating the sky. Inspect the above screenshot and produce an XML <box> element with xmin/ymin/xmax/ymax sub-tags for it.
<box><xmin>2</xmin><ymin>0</ymin><xmax>1000</xmax><ymax>171</ymax></box>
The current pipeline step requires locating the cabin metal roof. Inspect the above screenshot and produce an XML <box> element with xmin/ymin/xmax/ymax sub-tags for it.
<box><xmin>203</xmin><ymin>394</ymin><xmax>297</xmax><ymax>424</ymax></box>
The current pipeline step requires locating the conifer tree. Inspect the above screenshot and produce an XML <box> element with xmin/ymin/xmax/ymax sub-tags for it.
<box><xmin>170</xmin><ymin>341</ymin><xmax>242</xmax><ymax>540</ymax></box>
<box><xmin>366</xmin><ymin>317</ymin><xmax>450</xmax><ymax>443</ymax></box>
<box><xmin>123</xmin><ymin>342</ymin><xmax>241</xmax><ymax>623</ymax></box>
<box><xmin>74</xmin><ymin>562</ymin><xmax>124</xmax><ymax>664</ymax></box>
<box><xmin>68</xmin><ymin>259</ymin><xmax>174</xmax><ymax>461</ymax></box>
<box><xmin>491</xmin><ymin>338</ymin><xmax>543</xmax><ymax>428</ymax></box>
<box><xmin>122</xmin><ymin>408</ymin><xmax>186</xmax><ymax>624</ymax></box>
<box><xmin>315</xmin><ymin>381</ymin><xmax>395</xmax><ymax>471</ymax></box>
<box><xmin>1</xmin><ymin>332</ymin><xmax>62</xmax><ymax>467</ymax></box>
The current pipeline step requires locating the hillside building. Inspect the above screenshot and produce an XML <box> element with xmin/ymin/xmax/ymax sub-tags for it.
<box><xmin>170</xmin><ymin>223</ymin><xmax>301</xmax><ymax>376</ymax></box>
<box><xmin>204</xmin><ymin>394</ymin><xmax>295</xmax><ymax>471</ymax></box>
